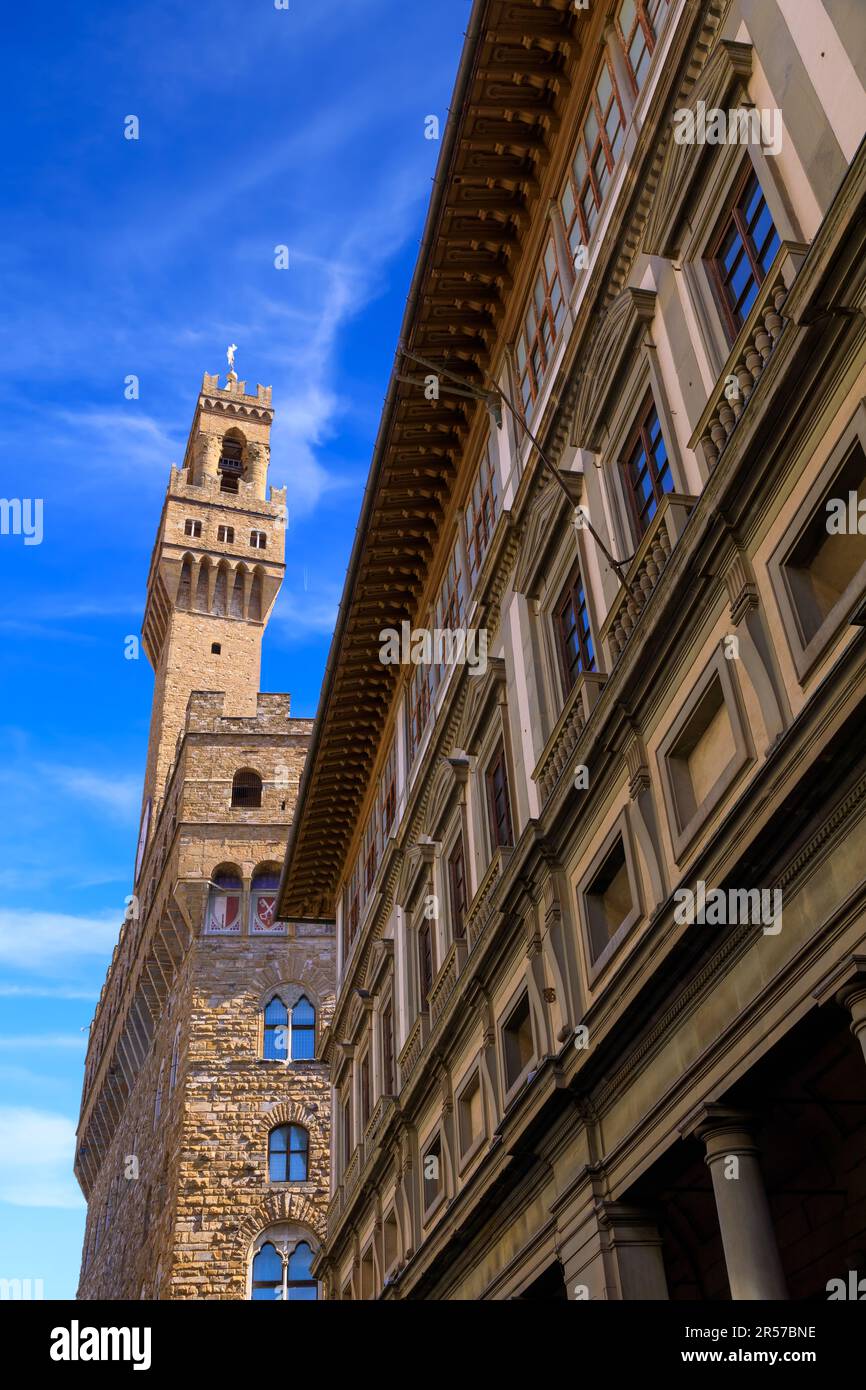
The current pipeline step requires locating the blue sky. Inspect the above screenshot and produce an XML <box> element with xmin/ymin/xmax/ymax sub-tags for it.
<box><xmin>0</xmin><ymin>0</ymin><xmax>467</xmax><ymax>1298</ymax></box>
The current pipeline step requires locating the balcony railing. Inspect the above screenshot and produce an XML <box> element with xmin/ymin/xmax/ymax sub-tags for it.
<box><xmin>466</xmin><ymin>847</ymin><xmax>512</xmax><ymax>953</ymax></box>
<box><xmin>342</xmin><ymin>1143</ymin><xmax>363</xmax><ymax>1203</ymax></box>
<box><xmin>532</xmin><ymin>671</ymin><xmax>607</xmax><ymax>805</ymax></box>
<box><xmin>429</xmin><ymin>937</ymin><xmax>468</xmax><ymax>1024</ymax></box>
<box><xmin>363</xmin><ymin>1094</ymin><xmax>395</xmax><ymax>1150</ymax></box>
<box><xmin>691</xmin><ymin>239</ymin><xmax>809</xmax><ymax>471</ymax></box>
<box><xmin>398</xmin><ymin>1011</ymin><xmax>428</xmax><ymax>1086</ymax></box>
<box><xmin>599</xmin><ymin>493</ymin><xmax>698</xmax><ymax>665</ymax></box>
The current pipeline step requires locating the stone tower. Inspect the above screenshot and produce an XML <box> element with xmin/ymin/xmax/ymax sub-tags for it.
<box><xmin>75</xmin><ymin>370</ymin><xmax>335</xmax><ymax>1300</ymax></box>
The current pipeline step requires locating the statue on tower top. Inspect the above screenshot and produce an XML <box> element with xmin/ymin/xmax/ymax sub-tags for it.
<box><xmin>226</xmin><ymin>343</ymin><xmax>238</xmax><ymax>378</ymax></box>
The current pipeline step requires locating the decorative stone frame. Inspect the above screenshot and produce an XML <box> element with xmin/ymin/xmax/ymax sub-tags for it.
<box><xmin>768</xmin><ymin>400</ymin><xmax>866</xmax><ymax>684</ymax></box>
<box><xmin>455</xmin><ymin>1062</ymin><xmax>486</xmax><ymax>1173</ymax></box>
<box><xmin>597</xmin><ymin>329</ymin><xmax>689</xmax><ymax>560</ymax></box>
<box><xmin>575</xmin><ymin>806</ymin><xmax>643</xmax><ymax>982</ymax></box>
<box><xmin>498</xmin><ymin>980</ymin><xmax>539</xmax><ymax>1110</ymax></box>
<box><xmin>244</xmin><ymin>1219</ymin><xmax>322</xmax><ymax>1301</ymax></box>
<box><xmin>255</xmin><ymin>981</ymin><xmax>319</xmax><ymax>1064</ymax></box>
<box><xmin>656</xmin><ymin>643</ymin><xmax>754</xmax><ymax>862</ymax></box>
<box><xmin>420</xmin><ymin>1125</ymin><xmax>446</xmax><ymax>1224</ymax></box>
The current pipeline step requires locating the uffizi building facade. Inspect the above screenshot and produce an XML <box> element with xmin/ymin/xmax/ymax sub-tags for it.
<box><xmin>278</xmin><ymin>0</ymin><xmax>866</xmax><ymax>1301</ymax></box>
<box><xmin>78</xmin><ymin>0</ymin><xmax>866</xmax><ymax>1302</ymax></box>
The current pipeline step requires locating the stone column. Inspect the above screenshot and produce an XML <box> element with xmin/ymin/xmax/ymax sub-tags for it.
<box><xmin>246</xmin><ymin>441</ymin><xmax>269</xmax><ymax>499</ymax></box>
<box><xmin>839</xmin><ymin>982</ymin><xmax>866</xmax><ymax>1066</ymax></box>
<box><xmin>692</xmin><ymin>1106</ymin><xmax>787</xmax><ymax>1300</ymax></box>
<box><xmin>598</xmin><ymin>1203</ymin><xmax>670</xmax><ymax>1299</ymax></box>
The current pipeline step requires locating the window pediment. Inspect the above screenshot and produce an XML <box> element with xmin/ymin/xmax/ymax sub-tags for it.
<box><xmin>572</xmin><ymin>287</ymin><xmax>656</xmax><ymax>453</ymax></box>
<box><xmin>514</xmin><ymin>470</ymin><xmax>584</xmax><ymax>599</ymax></box>
<box><xmin>642</xmin><ymin>39</ymin><xmax>754</xmax><ymax>259</ymax></box>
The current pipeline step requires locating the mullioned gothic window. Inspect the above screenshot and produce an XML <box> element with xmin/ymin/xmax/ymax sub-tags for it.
<box><xmin>251</xmin><ymin>1238</ymin><xmax>317</xmax><ymax>1301</ymax></box>
<box><xmin>262</xmin><ymin>993</ymin><xmax>316</xmax><ymax>1060</ymax></box>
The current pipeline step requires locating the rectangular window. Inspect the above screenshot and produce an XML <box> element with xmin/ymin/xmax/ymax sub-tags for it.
<box><xmin>422</xmin><ymin>1132</ymin><xmax>443</xmax><ymax>1214</ymax></box>
<box><xmin>485</xmin><ymin>743</ymin><xmax>513</xmax><ymax>851</ymax></box>
<box><xmin>465</xmin><ymin>438</ymin><xmax>501</xmax><ymax>585</ymax></box>
<box><xmin>183</xmin><ymin>518</ymin><xmax>202</xmax><ymax>538</ymax></box>
<box><xmin>623</xmin><ymin>394</ymin><xmax>673</xmax><ymax>538</ymax></box>
<box><xmin>408</xmin><ymin>659</ymin><xmax>435</xmax><ymax>761</ymax></box>
<box><xmin>217</xmin><ymin>524</ymin><xmax>234</xmax><ymax>543</ymax></box>
<box><xmin>559</xmin><ymin>57</ymin><xmax>626</xmax><ymax>263</ymax></box>
<box><xmin>341</xmin><ymin>1092</ymin><xmax>352</xmax><ymax>1172</ymax></box>
<box><xmin>457</xmin><ymin>1070</ymin><xmax>484</xmax><ymax>1158</ymax></box>
<box><xmin>359</xmin><ymin>1051</ymin><xmax>371</xmax><ymax>1129</ymax></box>
<box><xmin>502</xmin><ymin>993</ymin><xmax>534</xmax><ymax>1091</ymax></box>
<box><xmin>584</xmin><ymin>836</ymin><xmax>634</xmax><ymax>963</ymax></box>
<box><xmin>418</xmin><ymin>919</ymin><xmax>434</xmax><ymax>1008</ymax></box>
<box><xmin>250</xmin><ymin>530</ymin><xmax>267</xmax><ymax>549</ymax></box>
<box><xmin>344</xmin><ymin>864</ymin><xmax>360</xmax><ymax>958</ymax></box>
<box><xmin>516</xmin><ymin>239</ymin><xmax>566</xmax><ymax>417</ymax></box>
<box><xmin>448</xmin><ymin>837</ymin><xmax>468</xmax><ymax>939</ymax></box>
<box><xmin>616</xmin><ymin>0</ymin><xmax>670</xmax><ymax>93</ymax></box>
<box><xmin>554</xmin><ymin>562</ymin><xmax>596</xmax><ymax>692</ymax></box>
<box><xmin>381</xmin><ymin>998</ymin><xmax>395</xmax><ymax>1096</ymax></box>
<box><xmin>383</xmin><ymin>1209</ymin><xmax>398</xmax><ymax>1273</ymax></box>
<box><xmin>379</xmin><ymin>739</ymin><xmax>397</xmax><ymax>841</ymax></box>
<box><xmin>708</xmin><ymin>168</ymin><xmax>781</xmax><ymax>341</ymax></box>
<box><xmin>363</xmin><ymin>813</ymin><xmax>378</xmax><ymax>895</ymax></box>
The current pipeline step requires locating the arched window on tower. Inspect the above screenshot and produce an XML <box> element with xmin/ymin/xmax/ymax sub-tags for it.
<box><xmin>232</xmin><ymin>769</ymin><xmax>262</xmax><ymax>808</ymax></box>
<box><xmin>261</xmin><ymin>993</ymin><xmax>316</xmax><ymax>1060</ymax></box>
<box><xmin>291</xmin><ymin>996</ymin><xmax>315</xmax><ymax>1060</ymax></box>
<box><xmin>286</xmin><ymin>1242</ymin><xmax>317</xmax><ymax>1300</ymax></box>
<box><xmin>248</xmin><ymin>569</ymin><xmax>263</xmax><ymax>622</ymax></box>
<box><xmin>194</xmin><ymin>557</ymin><xmax>211</xmax><ymax>612</ymax></box>
<box><xmin>212</xmin><ymin>562</ymin><xmax>228</xmax><ymax>616</ymax></box>
<box><xmin>249</xmin><ymin>1231</ymin><xmax>319</xmax><ymax>1301</ymax></box>
<box><xmin>177</xmin><ymin>554</ymin><xmax>193</xmax><ymax>609</ymax></box>
<box><xmin>263</xmin><ymin>995</ymin><xmax>289</xmax><ymax>1060</ymax></box>
<box><xmin>230</xmin><ymin>565</ymin><xmax>246</xmax><ymax>618</ymax></box>
<box><xmin>206</xmin><ymin>865</ymin><xmax>242</xmax><ymax>934</ymax></box>
<box><xmin>268</xmin><ymin>1124</ymin><xmax>309</xmax><ymax>1182</ymax></box>
<box><xmin>250</xmin><ymin>865</ymin><xmax>280</xmax><ymax>933</ymax></box>
<box><xmin>251</xmin><ymin>1241</ymin><xmax>283</xmax><ymax>1300</ymax></box>
<box><xmin>219</xmin><ymin>433</ymin><xmax>245</xmax><ymax>493</ymax></box>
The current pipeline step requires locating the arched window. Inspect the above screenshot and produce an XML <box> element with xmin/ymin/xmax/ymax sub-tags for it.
<box><xmin>291</xmin><ymin>996</ymin><xmax>315</xmax><ymax>1060</ymax></box>
<box><xmin>219</xmin><ymin>433</ymin><xmax>245</xmax><ymax>493</ymax></box>
<box><xmin>287</xmin><ymin>1242</ymin><xmax>317</xmax><ymax>1300</ymax></box>
<box><xmin>251</xmin><ymin>1241</ymin><xmax>283</xmax><ymax>1300</ymax></box>
<box><xmin>250</xmin><ymin>866</ymin><xmax>280</xmax><ymax>933</ymax></box>
<box><xmin>249</xmin><ymin>1236</ymin><xmax>318</xmax><ymax>1301</ymax></box>
<box><xmin>268</xmin><ymin>1124</ymin><xmax>309</xmax><ymax>1182</ymax></box>
<box><xmin>261</xmin><ymin>993</ymin><xmax>316</xmax><ymax>1060</ymax></box>
<box><xmin>206</xmin><ymin>866</ymin><xmax>242</xmax><ymax>935</ymax></box>
<box><xmin>263</xmin><ymin>995</ymin><xmax>289</xmax><ymax>1060</ymax></box>
<box><xmin>232</xmin><ymin>769</ymin><xmax>262</xmax><ymax>808</ymax></box>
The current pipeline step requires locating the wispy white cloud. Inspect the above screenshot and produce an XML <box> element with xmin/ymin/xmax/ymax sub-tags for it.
<box><xmin>271</xmin><ymin>582</ymin><xmax>341</xmax><ymax>641</ymax></box>
<box><xmin>0</xmin><ymin>909</ymin><xmax>119</xmax><ymax>973</ymax></box>
<box><xmin>0</xmin><ymin>1035</ymin><xmax>86</xmax><ymax>1051</ymax></box>
<box><xmin>0</xmin><ymin>1107</ymin><xmax>84</xmax><ymax>1209</ymax></box>
<box><xmin>0</xmin><ymin>985</ymin><xmax>96</xmax><ymax>1000</ymax></box>
<box><xmin>38</xmin><ymin>765</ymin><xmax>140</xmax><ymax>819</ymax></box>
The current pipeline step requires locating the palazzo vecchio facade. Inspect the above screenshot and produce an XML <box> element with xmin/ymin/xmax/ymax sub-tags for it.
<box><xmin>75</xmin><ymin>373</ymin><xmax>335</xmax><ymax>1300</ymax></box>
<box><xmin>278</xmin><ymin>0</ymin><xmax>866</xmax><ymax>1300</ymax></box>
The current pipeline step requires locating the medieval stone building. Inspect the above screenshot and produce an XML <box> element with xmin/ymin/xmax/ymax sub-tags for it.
<box><xmin>75</xmin><ymin>371</ymin><xmax>334</xmax><ymax>1300</ymax></box>
<box><xmin>278</xmin><ymin>0</ymin><xmax>866</xmax><ymax>1299</ymax></box>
